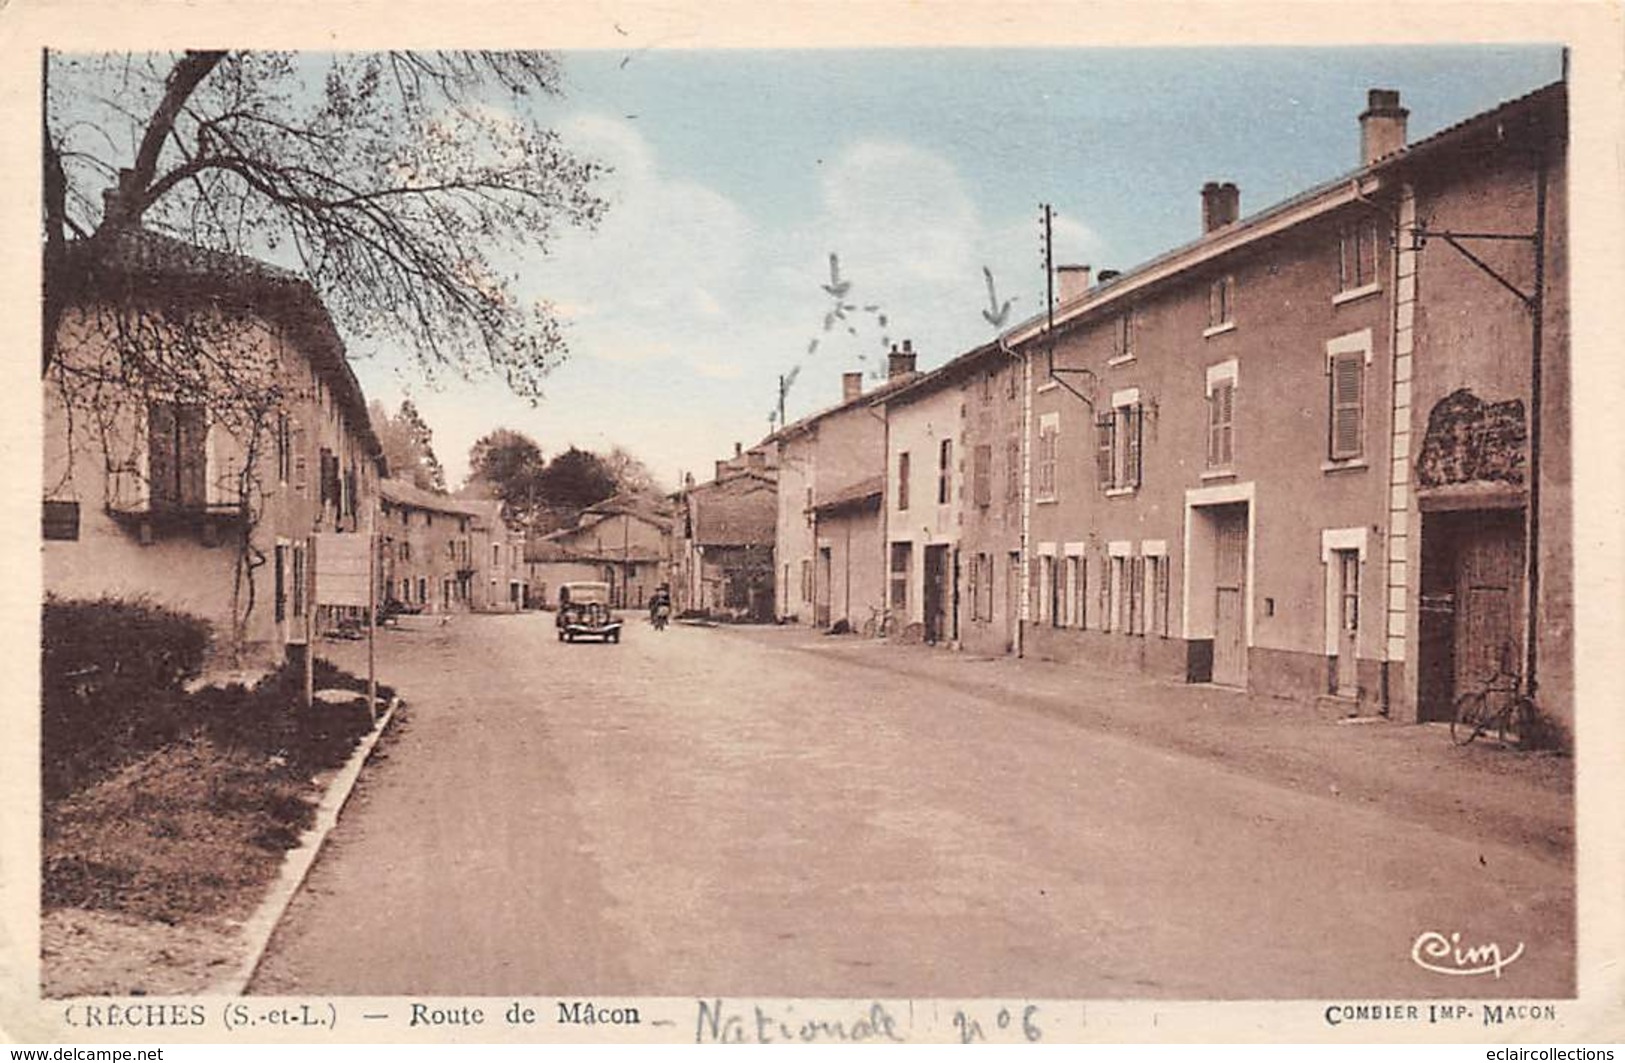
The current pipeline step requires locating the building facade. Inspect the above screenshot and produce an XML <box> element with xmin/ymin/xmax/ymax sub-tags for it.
<box><xmin>880</xmin><ymin>354</ymin><xmax>963</xmax><ymax>645</ymax></box>
<box><xmin>996</xmin><ymin>81</ymin><xmax>1569</xmax><ymax>741</ymax></box>
<box><xmin>43</xmin><ymin>228</ymin><xmax>384</xmax><ymax>669</ymax></box>
<box><xmin>770</xmin><ymin>347</ymin><xmax>919</xmax><ymax>629</ymax></box>
<box><xmin>676</xmin><ymin>464</ymin><xmax>777</xmax><ymax>621</ymax></box>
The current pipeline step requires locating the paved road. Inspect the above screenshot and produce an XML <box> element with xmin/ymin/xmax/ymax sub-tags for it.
<box><xmin>250</xmin><ymin>614</ymin><xmax>1572</xmax><ymax>998</ymax></box>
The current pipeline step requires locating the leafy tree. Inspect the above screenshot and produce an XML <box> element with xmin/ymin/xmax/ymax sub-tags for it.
<box><xmin>602</xmin><ymin>444</ymin><xmax>661</xmax><ymax>495</ymax></box>
<box><xmin>537</xmin><ymin>446</ymin><xmax>618</xmax><ymax>512</ymax></box>
<box><xmin>371</xmin><ymin>399</ymin><xmax>446</xmax><ymax>492</ymax></box>
<box><xmin>466</xmin><ymin>428</ymin><xmax>547</xmax><ymax>526</ymax></box>
<box><xmin>44</xmin><ymin>50</ymin><xmax>608</xmax><ymax>393</ymax></box>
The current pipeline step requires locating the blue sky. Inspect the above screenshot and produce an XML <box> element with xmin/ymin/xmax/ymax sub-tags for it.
<box><xmin>352</xmin><ymin>45</ymin><xmax>1564</xmax><ymax>490</ymax></box>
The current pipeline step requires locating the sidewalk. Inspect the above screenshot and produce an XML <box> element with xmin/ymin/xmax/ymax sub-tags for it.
<box><xmin>715</xmin><ymin>624</ymin><xmax>1573</xmax><ymax>866</ymax></box>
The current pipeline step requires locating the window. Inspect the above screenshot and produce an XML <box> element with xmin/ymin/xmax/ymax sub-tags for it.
<box><xmin>1339</xmin><ymin>219</ymin><xmax>1379</xmax><ymax>292</ymax></box>
<box><xmin>973</xmin><ymin>444</ymin><xmax>992</xmax><ymax>508</ymax></box>
<box><xmin>493</xmin><ymin>542</ymin><xmax>501</xmax><ymax>565</ymax></box>
<box><xmin>1006</xmin><ymin>366</ymin><xmax>1018</xmax><ymax>400</ymax></box>
<box><xmin>274</xmin><ymin>544</ymin><xmax>287</xmax><ymax>623</ymax></box>
<box><xmin>1207</xmin><ymin>275</ymin><xmax>1234</xmax><ymax>330</ymax></box>
<box><xmin>1037</xmin><ymin>416</ymin><xmax>1059</xmax><ymax>500</ymax></box>
<box><xmin>292</xmin><ymin>545</ymin><xmax>307</xmax><ymax>618</ymax></box>
<box><xmin>1147</xmin><ymin>553</ymin><xmax>1171</xmax><ymax>637</ymax></box>
<box><xmin>889</xmin><ymin>542</ymin><xmax>911</xmax><ymax>612</ymax></box>
<box><xmin>276</xmin><ymin>413</ymin><xmax>292</xmax><ymax>484</ymax></box>
<box><xmin>1096</xmin><ymin>399</ymin><xmax>1143</xmax><ymax>491</ymax></box>
<box><xmin>980</xmin><ymin>371</ymin><xmax>993</xmax><ymax>404</ymax></box>
<box><xmin>417</xmin><ymin>576</ymin><xmax>427</xmax><ymax>603</ymax></box>
<box><xmin>148</xmin><ymin>402</ymin><xmax>207</xmax><ymax>509</ymax></box>
<box><xmin>318</xmin><ymin>447</ymin><xmax>339</xmax><ymax>508</ymax></box>
<box><xmin>1064</xmin><ymin>555</ymin><xmax>1081</xmax><ymax>627</ymax></box>
<box><xmin>401</xmin><ymin>539</ymin><xmax>411</xmax><ymax>562</ymax></box>
<box><xmin>1207</xmin><ymin>379</ymin><xmax>1235</xmax><ymax>468</ymax></box>
<box><xmin>1108</xmin><ymin>555</ymin><xmax>1125</xmax><ymax>632</ymax></box>
<box><xmin>897</xmin><ymin>452</ymin><xmax>910</xmax><ymax>511</ymax></box>
<box><xmin>1112</xmin><ymin>309</ymin><xmax>1136</xmax><ymax>362</ymax></box>
<box><xmin>1038</xmin><ymin>555</ymin><xmax>1056</xmax><ymax>625</ymax></box>
<box><xmin>800</xmin><ymin>559</ymin><xmax>813</xmax><ymax>603</ymax></box>
<box><xmin>1006</xmin><ymin>439</ymin><xmax>1021</xmax><ymax>502</ymax></box>
<box><xmin>1328</xmin><ymin>350</ymin><xmax>1366</xmax><ymax>460</ymax></box>
<box><xmin>937</xmin><ymin>439</ymin><xmax>953</xmax><ymax>505</ymax></box>
<box><xmin>42</xmin><ymin>500</ymin><xmax>79</xmax><ymax>541</ymax></box>
<box><xmin>981</xmin><ymin>553</ymin><xmax>995</xmax><ymax>621</ymax></box>
<box><xmin>968</xmin><ymin>554</ymin><xmax>982</xmax><ymax>621</ymax></box>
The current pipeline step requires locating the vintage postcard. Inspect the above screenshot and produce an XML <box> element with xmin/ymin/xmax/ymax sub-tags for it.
<box><xmin>2</xmin><ymin>0</ymin><xmax>1622</xmax><ymax>1048</ymax></box>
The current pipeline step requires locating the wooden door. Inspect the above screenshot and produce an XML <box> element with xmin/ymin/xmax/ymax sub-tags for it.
<box><xmin>923</xmin><ymin>545</ymin><xmax>946</xmax><ymax>643</ymax></box>
<box><xmin>1334</xmin><ymin>549</ymin><xmax>1360</xmax><ymax>698</ymax></box>
<box><xmin>815</xmin><ymin>548</ymin><xmax>832</xmax><ymax>627</ymax></box>
<box><xmin>1005</xmin><ymin>552</ymin><xmax>1020</xmax><ymax>653</ymax></box>
<box><xmin>1211</xmin><ymin>506</ymin><xmax>1248</xmax><ymax>686</ymax></box>
<box><xmin>1453</xmin><ymin>511</ymin><xmax>1524</xmax><ymax>700</ymax></box>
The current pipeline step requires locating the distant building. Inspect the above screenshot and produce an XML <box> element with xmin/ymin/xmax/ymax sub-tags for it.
<box><xmin>43</xmin><ymin>227</ymin><xmax>384</xmax><ymax>668</ymax></box>
<box><xmin>378</xmin><ymin>480</ymin><xmax>486</xmax><ymax>614</ymax></box>
<box><xmin>676</xmin><ymin>453</ymin><xmax>777</xmax><ymax>621</ymax></box>
<box><xmin>524</xmin><ymin>492</ymin><xmax>674</xmax><ymax>609</ymax></box>
<box><xmin>769</xmin><ymin>344</ymin><xmax>919</xmax><ymax>629</ymax></box>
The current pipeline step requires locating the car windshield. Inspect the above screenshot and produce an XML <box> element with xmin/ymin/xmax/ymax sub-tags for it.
<box><xmin>563</xmin><ymin>583</ymin><xmax>610</xmax><ymax>605</ymax></box>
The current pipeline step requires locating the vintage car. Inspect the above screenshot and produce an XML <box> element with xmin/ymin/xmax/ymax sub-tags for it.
<box><xmin>555</xmin><ymin>581</ymin><xmax>623</xmax><ymax>643</ymax></box>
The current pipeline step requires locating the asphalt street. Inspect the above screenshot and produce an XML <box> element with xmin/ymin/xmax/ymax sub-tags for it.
<box><xmin>248</xmin><ymin>613</ymin><xmax>1573</xmax><ymax>998</ymax></box>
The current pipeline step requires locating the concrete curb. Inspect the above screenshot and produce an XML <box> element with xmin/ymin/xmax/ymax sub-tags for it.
<box><xmin>213</xmin><ymin>694</ymin><xmax>402</xmax><ymax>995</ymax></box>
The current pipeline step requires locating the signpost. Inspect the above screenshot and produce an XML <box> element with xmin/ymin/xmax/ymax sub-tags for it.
<box><xmin>314</xmin><ymin>528</ymin><xmax>379</xmax><ymax>725</ymax></box>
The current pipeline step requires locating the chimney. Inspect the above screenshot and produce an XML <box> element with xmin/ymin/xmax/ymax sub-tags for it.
<box><xmin>1097</xmin><ymin>269</ymin><xmax>1122</xmax><ymax>284</ymax></box>
<box><xmin>734</xmin><ymin>441</ymin><xmax>742</xmax><ymax>458</ymax></box>
<box><xmin>1056</xmin><ymin>264</ymin><xmax>1093</xmax><ymax>304</ymax></box>
<box><xmin>842</xmin><ymin>371</ymin><xmax>864</xmax><ymax>403</ymax></box>
<box><xmin>715</xmin><ymin>459</ymin><xmax>727</xmax><ymax>480</ymax></box>
<box><xmin>887</xmin><ymin>339</ymin><xmax>917</xmax><ymax>380</ymax></box>
<box><xmin>1360</xmin><ymin>88</ymin><xmax>1409</xmax><ymax>166</ymax></box>
<box><xmin>1201</xmin><ymin>181</ymin><xmax>1241</xmax><ymax>233</ymax></box>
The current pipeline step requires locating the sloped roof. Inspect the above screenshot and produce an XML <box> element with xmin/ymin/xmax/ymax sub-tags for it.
<box><xmin>764</xmin><ymin>369</ymin><xmax>922</xmax><ymax>444</ymax></box>
<box><xmin>380</xmin><ymin>479</ymin><xmax>485</xmax><ymax>517</ymax></box>
<box><xmin>689</xmin><ymin>473</ymin><xmax>776</xmax><ymax>546</ymax></box>
<box><xmin>1002</xmin><ymin>79</ymin><xmax>1565</xmax><ymax>349</ymax></box>
<box><xmin>64</xmin><ymin>226</ymin><xmax>383</xmax><ymax>463</ymax></box>
<box><xmin>813</xmin><ymin>474</ymin><xmax>884</xmax><ymax>515</ymax></box>
<box><xmin>582</xmin><ymin>491</ymin><xmax>676</xmax><ymax>526</ymax></box>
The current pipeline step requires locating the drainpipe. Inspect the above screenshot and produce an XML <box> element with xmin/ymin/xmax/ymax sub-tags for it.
<box><xmin>1524</xmin><ymin>149</ymin><xmax>1548</xmax><ymax>704</ymax></box>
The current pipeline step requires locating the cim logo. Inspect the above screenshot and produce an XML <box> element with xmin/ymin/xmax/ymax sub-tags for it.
<box><xmin>1411</xmin><ymin>930</ymin><xmax>1525</xmax><ymax>978</ymax></box>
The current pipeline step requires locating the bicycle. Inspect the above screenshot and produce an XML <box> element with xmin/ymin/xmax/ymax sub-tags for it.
<box><xmin>1450</xmin><ymin>660</ymin><xmax>1534</xmax><ymax>746</ymax></box>
<box><xmin>860</xmin><ymin>604</ymin><xmax>893</xmax><ymax>640</ymax></box>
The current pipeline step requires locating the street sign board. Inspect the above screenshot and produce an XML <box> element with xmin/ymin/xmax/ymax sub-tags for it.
<box><xmin>314</xmin><ymin>532</ymin><xmax>371</xmax><ymax>607</ymax></box>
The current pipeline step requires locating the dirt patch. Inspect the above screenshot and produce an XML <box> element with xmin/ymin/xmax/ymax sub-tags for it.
<box><xmin>41</xmin><ymin>907</ymin><xmax>247</xmax><ymax>997</ymax></box>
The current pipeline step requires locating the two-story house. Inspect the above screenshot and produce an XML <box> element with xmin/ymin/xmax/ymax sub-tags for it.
<box><xmin>43</xmin><ymin>227</ymin><xmax>384</xmax><ymax>669</ymax></box>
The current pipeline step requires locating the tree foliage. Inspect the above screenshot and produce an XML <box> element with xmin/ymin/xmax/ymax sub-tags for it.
<box><xmin>536</xmin><ymin>446</ymin><xmax>618</xmax><ymax>513</ymax></box>
<box><xmin>44</xmin><ymin>50</ymin><xmax>608</xmax><ymax>395</ymax></box>
<box><xmin>370</xmin><ymin>399</ymin><xmax>446</xmax><ymax>492</ymax></box>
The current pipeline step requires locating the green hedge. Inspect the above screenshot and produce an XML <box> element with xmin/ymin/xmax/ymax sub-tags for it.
<box><xmin>42</xmin><ymin>596</ymin><xmax>213</xmax><ymax>799</ymax></box>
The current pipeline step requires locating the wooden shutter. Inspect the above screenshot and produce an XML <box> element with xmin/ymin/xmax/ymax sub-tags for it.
<box><xmin>177</xmin><ymin>407</ymin><xmax>207</xmax><ymax>507</ymax></box>
<box><xmin>1208</xmin><ymin>384</ymin><xmax>1233</xmax><ymax>468</ymax></box>
<box><xmin>1126</xmin><ymin>405</ymin><xmax>1143</xmax><ymax>487</ymax></box>
<box><xmin>147</xmin><ymin>402</ymin><xmax>177</xmax><ymax>508</ymax></box>
<box><xmin>1330</xmin><ymin>352</ymin><xmax>1365</xmax><ymax>460</ymax></box>
<box><xmin>1096</xmin><ymin>412</ymin><xmax>1115</xmax><ymax>489</ymax></box>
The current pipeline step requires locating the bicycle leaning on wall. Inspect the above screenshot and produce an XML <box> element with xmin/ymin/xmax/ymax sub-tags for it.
<box><xmin>1450</xmin><ymin>644</ymin><xmax>1537</xmax><ymax>747</ymax></box>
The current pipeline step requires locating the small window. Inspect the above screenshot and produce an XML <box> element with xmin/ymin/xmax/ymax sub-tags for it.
<box><xmin>1037</xmin><ymin>420</ymin><xmax>1059</xmax><ymax>499</ymax></box>
<box><xmin>973</xmin><ymin>444</ymin><xmax>993</xmax><ymax>508</ymax></box>
<box><xmin>1339</xmin><ymin>219</ymin><xmax>1380</xmax><ymax>292</ymax></box>
<box><xmin>1113</xmin><ymin>309</ymin><xmax>1136</xmax><ymax>361</ymax></box>
<box><xmin>1329</xmin><ymin>351</ymin><xmax>1366</xmax><ymax>460</ymax></box>
<box><xmin>1097</xmin><ymin>403</ymin><xmax>1143</xmax><ymax>491</ymax></box>
<box><xmin>937</xmin><ymin>439</ymin><xmax>953</xmax><ymax>505</ymax></box>
<box><xmin>897</xmin><ymin>452</ymin><xmax>910</xmax><ymax>511</ymax></box>
<box><xmin>1207</xmin><ymin>275</ymin><xmax>1234</xmax><ymax>329</ymax></box>
<box><xmin>42</xmin><ymin>500</ymin><xmax>79</xmax><ymax>541</ymax></box>
<box><xmin>1207</xmin><ymin>379</ymin><xmax>1235</xmax><ymax>469</ymax></box>
<box><xmin>1005</xmin><ymin>439</ymin><xmax>1021</xmax><ymax>502</ymax></box>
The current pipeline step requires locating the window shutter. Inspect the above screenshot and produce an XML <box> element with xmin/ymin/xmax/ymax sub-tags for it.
<box><xmin>1220</xmin><ymin>384</ymin><xmax>1233</xmax><ymax>467</ymax></box>
<box><xmin>1096</xmin><ymin>412</ymin><xmax>1114</xmax><ymax>489</ymax></box>
<box><xmin>147</xmin><ymin>403</ymin><xmax>177</xmax><ymax>507</ymax></box>
<box><xmin>1127</xmin><ymin>405</ymin><xmax>1143</xmax><ymax>487</ymax></box>
<box><xmin>1330</xmin><ymin>353</ymin><xmax>1364</xmax><ymax>460</ymax></box>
